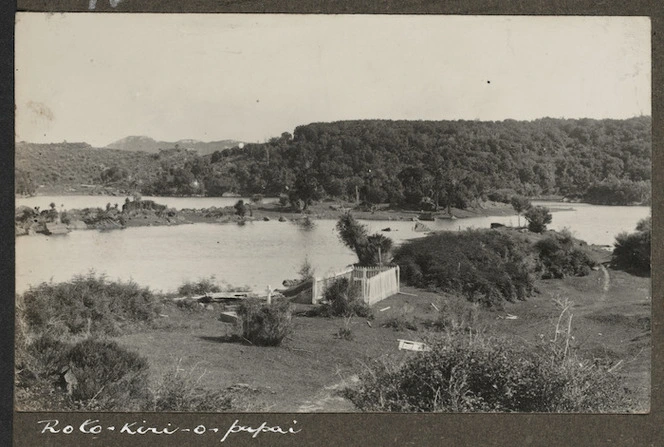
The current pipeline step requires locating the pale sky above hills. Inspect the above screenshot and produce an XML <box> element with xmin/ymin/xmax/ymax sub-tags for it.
<box><xmin>15</xmin><ymin>14</ymin><xmax>650</xmax><ymax>147</ymax></box>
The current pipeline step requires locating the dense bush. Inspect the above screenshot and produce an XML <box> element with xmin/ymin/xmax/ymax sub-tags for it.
<box><xmin>16</xmin><ymin>336</ymin><xmax>150</xmax><ymax>411</ymax></box>
<box><xmin>524</xmin><ymin>206</ymin><xmax>552</xmax><ymax>233</ymax></box>
<box><xmin>236</xmin><ymin>298</ymin><xmax>293</xmax><ymax>346</ymax></box>
<box><xmin>20</xmin><ymin>274</ymin><xmax>160</xmax><ymax>337</ymax></box>
<box><xmin>584</xmin><ymin>177</ymin><xmax>651</xmax><ymax>205</ymax></box>
<box><xmin>64</xmin><ymin>339</ymin><xmax>150</xmax><ymax>410</ymax></box>
<box><xmin>343</xmin><ymin>334</ymin><xmax>632</xmax><ymax>412</ymax></box>
<box><xmin>612</xmin><ymin>217</ymin><xmax>651</xmax><ymax>276</ymax></box>
<box><xmin>534</xmin><ymin>231</ymin><xmax>597</xmax><ymax>279</ymax></box>
<box><xmin>320</xmin><ymin>277</ymin><xmax>373</xmax><ymax>318</ymax></box>
<box><xmin>394</xmin><ymin>230</ymin><xmax>536</xmax><ymax>307</ymax></box>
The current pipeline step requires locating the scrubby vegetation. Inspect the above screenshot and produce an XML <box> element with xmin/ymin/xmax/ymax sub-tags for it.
<box><xmin>14</xmin><ymin>275</ymin><xmax>241</xmax><ymax>411</ymax></box>
<box><xmin>319</xmin><ymin>277</ymin><xmax>373</xmax><ymax>318</ymax></box>
<box><xmin>394</xmin><ymin>228</ymin><xmax>599</xmax><ymax>307</ymax></box>
<box><xmin>612</xmin><ymin>216</ymin><xmax>651</xmax><ymax>276</ymax></box>
<box><xmin>16</xmin><ymin>336</ymin><xmax>151</xmax><ymax>411</ymax></box>
<box><xmin>524</xmin><ymin>205</ymin><xmax>552</xmax><ymax>233</ymax></box>
<box><xmin>534</xmin><ymin>231</ymin><xmax>597</xmax><ymax>279</ymax></box>
<box><xmin>236</xmin><ymin>298</ymin><xmax>294</xmax><ymax>346</ymax></box>
<box><xmin>343</xmin><ymin>331</ymin><xmax>633</xmax><ymax>412</ymax></box>
<box><xmin>19</xmin><ymin>274</ymin><xmax>160</xmax><ymax>338</ymax></box>
<box><xmin>394</xmin><ymin>230</ymin><xmax>537</xmax><ymax>307</ymax></box>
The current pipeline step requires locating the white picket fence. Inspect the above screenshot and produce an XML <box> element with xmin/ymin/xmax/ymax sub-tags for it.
<box><xmin>311</xmin><ymin>267</ymin><xmax>354</xmax><ymax>304</ymax></box>
<box><xmin>312</xmin><ymin>265</ymin><xmax>400</xmax><ymax>306</ymax></box>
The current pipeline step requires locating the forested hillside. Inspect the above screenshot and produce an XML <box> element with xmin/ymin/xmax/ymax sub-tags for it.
<box><xmin>16</xmin><ymin>117</ymin><xmax>650</xmax><ymax>207</ymax></box>
<box><xmin>213</xmin><ymin>117</ymin><xmax>651</xmax><ymax>207</ymax></box>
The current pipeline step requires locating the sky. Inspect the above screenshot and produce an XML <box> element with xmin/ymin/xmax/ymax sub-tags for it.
<box><xmin>15</xmin><ymin>14</ymin><xmax>651</xmax><ymax>147</ymax></box>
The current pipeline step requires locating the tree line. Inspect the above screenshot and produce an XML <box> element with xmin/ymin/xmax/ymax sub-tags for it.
<box><xmin>17</xmin><ymin>117</ymin><xmax>650</xmax><ymax>207</ymax></box>
<box><xmin>206</xmin><ymin>117</ymin><xmax>651</xmax><ymax>208</ymax></box>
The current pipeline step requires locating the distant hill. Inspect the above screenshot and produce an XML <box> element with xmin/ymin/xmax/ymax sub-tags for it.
<box><xmin>106</xmin><ymin>136</ymin><xmax>243</xmax><ymax>155</ymax></box>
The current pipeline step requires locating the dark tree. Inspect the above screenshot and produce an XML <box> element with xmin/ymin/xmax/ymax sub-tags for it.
<box><xmin>611</xmin><ymin>217</ymin><xmax>651</xmax><ymax>276</ymax></box>
<box><xmin>336</xmin><ymin>213</ymin><xmax>393</xmax><ymax>266</ymax></box>
<box><xmin>234</xmin><ymin>200</ymin><xmax>247</xmax><ymax>218</ymax></box>
<box><xmin>524</xmin><ymin>206</ymin><xmax>552</xmax><ymax>233</ymax></box>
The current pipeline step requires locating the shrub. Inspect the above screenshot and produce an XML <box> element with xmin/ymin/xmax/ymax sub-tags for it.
<box><xmin>612</xmin><ymin>217</ymin><xmax>651</xmax><ymax>276</ymax></box>
<box><xmin>343</xmin><ymin>334</ymin><xmax>632</xmax><ymax>412</ymax></box>
<box><xmin>236</xmin><ymin>298</ymin><xmax>293</xmax><ymax>346</ymax></box>
<box><xmin>524</xmin><ymin>205</ymin><xmax>552</xmax><ymax>233</ymax></box>
<box><xmin>394</xmin><ymin>230</ymin><xmax>536</xmax><ymax>307</ymax></box>
<box><xmin>297</xmin><ymin>257</ymin><xmax>316</xmax><ymax>282</ymax></box>
<box><xmin>177</xmin><ymin>277</ymin><xmax>222</xmax><ymax>297</ymax></box>
<box><xmin>64</xmin><ymin>339</ymin><xmax>150</xmax><ymax>410</ymax></box>
<box><xmin>16</xmin><ymin>337</ymin><xmax>151</xmax><ymax>411</ymax></box>
<box><xmin>20</xmin><ymin>274</ymin><xmax>160</xmax><ymax>338</ymax></box>
<box><xmin>151</xmin><ymin>363</ymin><xmax>233</xmax><ymax>412</ymax></box>
<box><xmin>534</xmin><ymin>230</ymin><xmax>596</xmax><ymax>279</ymax></box>
<box><xmin>321</xmin><ymin>277</ymin><xmax>373</xmax><ymax>318</ymax></box>
<box><xmin>16</xmin><ymin>334</ymin><xmax>70</xmax><ymax>389</ymax></box>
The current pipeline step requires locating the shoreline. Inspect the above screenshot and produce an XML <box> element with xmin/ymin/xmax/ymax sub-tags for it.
<box><xmin>16</xmin><ymin>200</ymin><xmax>522</xmax><ymax>236</ymax></box>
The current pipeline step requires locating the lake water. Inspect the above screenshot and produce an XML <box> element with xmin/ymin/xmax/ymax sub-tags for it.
<box><xmin>15</xmin><ymin>199</ymin><xmax>649</xmax><ymax>294</ymax></box>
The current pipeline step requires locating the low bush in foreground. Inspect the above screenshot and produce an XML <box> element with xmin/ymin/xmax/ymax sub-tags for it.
<box><xmin>20</xmin><ymin>274</ymin><xmax>160</xmax><ymax>338</ymax></box>
<box><xmin>236</xmin><ymin>298</ymin><xmax>293</xmax><ymax>346</ymax></box>
<box><xmin>343</xmin><ymin>334</ymin><xmax>633</xmax><ymax>413</ymax></box>
<box><xmin>16</xmin><ymin>336</ymin><xmax>150</xmax><ymax>411</ymax></box>
<box><xmin>64</xmin><ymin>339</ymin><xmax>150</xmax><ymax>410</ymax></box>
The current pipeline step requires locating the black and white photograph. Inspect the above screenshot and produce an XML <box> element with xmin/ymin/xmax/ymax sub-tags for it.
<box><xmin>14</xmin><ymin>13</ymin><xmax>651</xmax><ymax>415</ymax></box>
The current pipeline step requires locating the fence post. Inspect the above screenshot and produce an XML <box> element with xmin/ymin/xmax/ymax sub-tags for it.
<box><xmin>396</xmin><ymin>265</ymin><xmax>400</xmax><ymax>293</ymax></box>
<box><xmin>312</xmin><ymin>277</ymin><xmax>319</xmax><ymax>304</ymax></box>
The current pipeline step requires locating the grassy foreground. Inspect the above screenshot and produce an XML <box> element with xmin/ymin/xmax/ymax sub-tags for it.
<box><xmin>112</xmin><ymin>267</ymin><xmax>649</xmax><ymax>412</ymax></box>
<box><xmin>15</xmin><ymin>255</ymin><xmax>649</xmax><ymax>412</ymax></box>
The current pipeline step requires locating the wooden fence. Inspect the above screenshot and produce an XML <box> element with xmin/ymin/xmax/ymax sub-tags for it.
<box><xmin>355</xmin><ymin>266</ymin><xmax>400</xmax><ymax>305</ymax></box>
<box><xmin>311</xmin><ymin>267</ymin><xmax>354</xmax><ymax>304</ymax></box>
<box><xmin>312</xmin><ymin>265</ymin><xmax>400</xmax><ymax>306</ymax></box>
